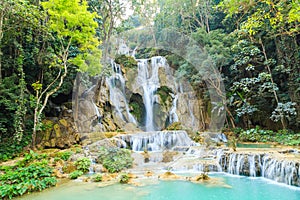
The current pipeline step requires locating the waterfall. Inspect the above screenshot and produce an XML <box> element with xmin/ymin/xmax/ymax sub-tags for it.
<box><xmin>115</xmin><ymin>130</ymin><xmax>197</xmax><ymax>151</ymax></box>
<box><xmin>137</xmin><ymin>56</ymin><xmax>169</xmax><ymax>131</ymax></box>
<box><xmin>187</xmin><ymin>99</ymin><xmax>195</xmax><ymax>126</ymax></box>
<box><xmin>93</xmin><ymin>102</ymin><xmax>101</xmax><ymax>123</ymax></box>
<box><xmin>249</xmin><ymin>155</ymin><xmax>257</xmax><ymax>177</ymax></box>
<box><xmin>217</xmin><ymin>150</ymin><xmax>300</xmax><ymax>186</ymax></box>
<box><xmin>169</xmin><ymin>94</ymin><xmax>179</xmax><ymax>124</ymax></box>
<box><xmin>107</xmin><ymin>60</ymin><xmax>137</xmax><ymax>124</ymax></box>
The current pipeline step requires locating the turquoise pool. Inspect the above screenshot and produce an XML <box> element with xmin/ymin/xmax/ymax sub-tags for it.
<box><xmin>19</xmin><ymin>173</ymin><xmax>300</xmax><ymax>200</ymax></box>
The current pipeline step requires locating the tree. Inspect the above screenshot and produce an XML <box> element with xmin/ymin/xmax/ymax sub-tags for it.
<box><xmin>219</xmin><ymin>0</ymin><xmax>300</xmax><ymax>129</ymax></box>
<box><xmin>88</xmin><ymin>0</ymin><xmax>125</xmax><ymax>53</ymax></box>
<box><xmin>31</xmin><ymin>0</ymin><xmax>101</xmax><ymax>147</ymax></box>
<box><xmin>0</xmin><ymin>0</ymin><xmax>42</xmax><ymax>143</ymax></box>
<box><xmin>155</xmin><ymin>0</ymin><xmax>214</xmax><ymax>33</ymax></box>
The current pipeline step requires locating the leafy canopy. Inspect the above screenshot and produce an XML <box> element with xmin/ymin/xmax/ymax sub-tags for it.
<box><xmin>42</xmin><ymin>0</ymin><xmax>102</xmax><ymax>75</ymax></box>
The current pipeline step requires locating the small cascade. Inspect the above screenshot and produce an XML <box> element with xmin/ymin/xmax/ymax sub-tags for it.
<box><xmin>187</xmin><ymin>99</ymin><xmax>195</xmax><ymax>126</ymax></box>
<box><xmin>137</xmin><ymin>56</ymin><xmax>169</xmax><ymax>131</ymax></box>
<box><xmin>89</xmin><ymin>158</ymin><xmax>96</xmax><ymax>174</ymax></box>
<box><xmin>83</xmin><ymin>146</ymin><xmax>96</xmax><ymax>174</ymax></box>
<box><xmin>115</xmin><ymin>130</ymin><xmax>196</xmax><ymax>151</ymax></box>
<box><xmin>107</xmin><ymin>60</ymin><xmax>137</xmax><ymax>124</ymax></box>
<box><xmin>248</xmin><ymin>155</ymin><xmax>257</xmax><ymax>177</ymax></box>
<box><xmin>92</xmin><ymin>102</ymin><xmax>101</xmax><ymax>123</ymax></box>
<box><xmin>261</xmin><ymin>156</ymin><xmax>297</xmax><ymax>185</ymax></box>
<box><xmin>169</xmin><ymin>94</ymin><xmax>179</xmax><ymax>124</ymax></box>
<box><xmin>217</xmin><ymin>150</ymin><xmax>300</xmax><ymax>186</ymax></box>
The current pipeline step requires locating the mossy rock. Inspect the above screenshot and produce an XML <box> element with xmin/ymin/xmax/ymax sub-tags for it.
<box><xmin>162</xmin><ymin>151</ymin><xmax>178</xmax><ymax>162</ymax></box>
<box><xmin>62</xmin><ymin>162</ymin><xmax>76</xmax><ymax>174</ymax></box>
<box><xmin>53</xmin><ymin>124</ymin><xmax>61</xmax><ymax>138</ymax></box>
<box><xmin>59</xmin><ymin>119</ymin><xmax>68</xmax><ymax>127</ymax></box>
<box><xmin>129</xmin><ymin>101</ymin><xmax>143</xmax><ymax>122</ymax></box>
<box><xmin>166</xmin><ymin>122</ymin><xmax>182</xmax><ymax>130</ymax></box>
<box><xmin>115</xmin><ymin>54</ymin><xmax>137</xmax><ymax>69</ymax></box>
<box><xmin>156</xmin><ymin>86</ymin><xmax>172</xmax><ymax>105</ymax></box>
<box><xmin>42</xmin><ymin>120</ymin><xmax>54</xmax><ymax>141</ymax></box>
<box><xmin>129</xmin><ymin>93</ymin><xmax>145</xmax><ymax>123</ymax></box>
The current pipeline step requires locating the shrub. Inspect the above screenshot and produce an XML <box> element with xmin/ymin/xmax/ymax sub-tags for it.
<box><xmin>56</xmin><ymin>151</ymin><xmax>73</xmax><ymax>161</ymax></box>
<box><xmin>74</xmin><ymin>157</ymin><xmax>91</xmax><ymax>173</ymax></box>
<box><xmin>97</xmin><ymin>147</ymin><xmax>133</xmax><ymax>173</ymax></box>
<box><xmin>16</xmin><ymin>150</ymin><xmax>48</xmax><ymax>167</ymax></box>
<box><xmin>0</xmin><ymin>164</ymin><xmax>57</xmax><ymax>199</ymax></box>
<box><xmin>236</xmin><ymin>126</ymin><xmax>300</xmax><ymax>146</ymax></box>
<box><xmin>119</xmin><ymin>173</ymin><xmax>129</xmax><ymax>184</ymax></box>
<box><xmin>69</xmin><ymin>170</ymin><xmax>83</xmax><ymax>179</ymax></box>
<box><xmin>92</xmin><ymin>174</ymin><xmax>102</xmax><ymax>182</ymax></box>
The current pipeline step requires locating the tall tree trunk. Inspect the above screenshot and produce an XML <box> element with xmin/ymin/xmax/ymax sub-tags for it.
<box><xmin>0</xmin><ymin>8</ymin><xmax>4</xmax><ymax>83</ymax></box>
<box><xmin>32</xmin><ymin>52</ymin><xmax>68</xmax><ymax>147</ymax></box>
<box><xmin>259</xmin><ymin>39</ymin><xmax>286</xmax><ymax>129</ymax></box>
<box><xmin>73</xmin><ymin>72</ymin><xmax>81</xmax><ymax>123</ymax></box>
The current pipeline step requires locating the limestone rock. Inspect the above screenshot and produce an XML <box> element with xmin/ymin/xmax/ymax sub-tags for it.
<box><xmin>144</xmin><ymin>171</ymin><xmax>154</xmax><ymax>177</ymax></box>
<box><xmin>158</xmin><ymin>172</ymin><xmax>181</xmax><ymax>180</ymax></box>
<box><xmin>38</xmin><ymin>117</ymin><xmax>80</xmax><ymax>149</ymax></box>
<box><xmin>124</xmin><ymin>123</ymin><xmax>141</xmax><ymax>132</ymax></box>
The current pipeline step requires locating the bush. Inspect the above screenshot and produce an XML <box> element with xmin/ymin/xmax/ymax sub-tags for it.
<box><xmin>55</xmin><ymin>151</ymin><xmax>73</xmax><ymax>161</ymax></box>
<box><xmin>119</xmin><ymin>173</ymin><xmax>129</xmax><ymax>184</ymax></box>
<box><xmin>0</xmin><ymin>135</ymin><xmax>31</xmax><ymax>162</ymax></box>
<box><xmin>97</xmin><ymin>147</ymin><xmax>133</xmax><ymax>173</ymax></box>
<box><xmin>0</xmin><ymin>164</ymin><xmax>56</xmax><ymax>199</ymax></box>
<box><xmin>92</xmin><ymin>174</ymin><xmax>102</xmax><ymax>182</ymax></box>
<box><xmin>69</xmin><ymin>170</ymin><xmax>83</xmax><ymax>179</ymax></box>
<box><xmin>74</xmin><ymin>157</ymin><xmax>91</xmax><ymax>173</ymax></box>
<box><xmin>236</xmin><ymin>126</ymin><xmax>300</xmax><ymax>146</ymax></box>
<box><xmin>16</xmin><ymin>150</ymin><xmax>48</xmax><ymax>167</ymax></box>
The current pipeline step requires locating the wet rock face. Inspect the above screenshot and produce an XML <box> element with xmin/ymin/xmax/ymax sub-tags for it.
<box><xmin>74</xmin><ymin>56</ymin><xmax>205</xmax><ymax>133</ymax></box>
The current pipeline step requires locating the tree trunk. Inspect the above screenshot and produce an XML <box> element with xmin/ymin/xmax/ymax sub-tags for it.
<box><xmin>259</xmin><ymin>39</ymin><xmax>286</xmax><ymax>129</ymax></box>
<box><xmin>0</xmin><ymin>8</ymin><xmax>4</xmax><ymax>83</ymax></box>
<box><xmin>225</xmin><ymin>107</ymin><xmax>236</xmax><ymax>128</ymax></box>
<box><xmin>32</xmin><ymin>91</ymin><xmax>40</xmax><ymax>147</ymax></box>
<box><xmin>73</xmin><ymin>72</ymin><xmax>81</xmax><ymax>123</ymax></box>
<box><xmin>32</xmin><ymin>55</ymin><xmax>68</xmax><ymax>148</ymax></box>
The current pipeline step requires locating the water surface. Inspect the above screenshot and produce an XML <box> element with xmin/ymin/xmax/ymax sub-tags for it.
<box><xmin>19</xmin><ymin>174</ymin><xmax>300</xmax><ymax>200</ymax></box>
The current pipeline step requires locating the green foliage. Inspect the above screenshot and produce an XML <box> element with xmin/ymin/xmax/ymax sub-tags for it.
<box><xmin>69</xmin><ymin>170</ymin><xmax>83</xmax><ymax>179</ymax></box>
<box><xmin>42</xmin><ymin>0</ymin><xmax>102</xmax><ymax>75</ymax></box>
<box><xmin>74</xmin><ymin>157</ymin><xmax>91</xmax><ymax>173</ymax></box>
<box><xmin>55</xmin><ymin>151</ymin><xmax>73</xmax><ymax>161</ymax></box>
<box><xmin>115</xmin><ymin>55</ymin><xmax>138</xmax><ymax>69</ymax></box>
<box><xmin>0</xmin><ymin>136</ymin><xmax>31</xmax><ymax>161</ymax></box>
<box><xmin>156</xmin><ymin>86</ymin><xmax>172</xmax><ymax>105</ymax></box>
<box><xmin>129</xmin><ymin>102</ymin><xmax>143</xmax><ymax>122</ymax></box>
<box><xmin>97</xmin><ymin>147</ymin><xmax>133</xmax><ymax>173</ymax></box>
<box><xmin>119</xmin><ymin>173</ymin><xmax>129</xmax><ymax>184</ymax></box>
<box><xmin>0</xmin><ymin>155</ymin><xmax>56</xmax><ymax>199</ymax></box>
<box><xmin>92</xmin><ymin>173</ymin><xmax>102</xmax><ymax>182</ymax></box>
<box><xmin>166</xmin><ymin>122</ymin><xmax>182</xmax><ymax>130</ymax></box>
<box><xmin>235</xmin><ymin>126</ymin><xmax>300</xmax><ymax>146</ymax></box>
<box><xmin>16</xmin><ymin>151</ymin><xmax>48</xmax><ymax>167</ymax></box>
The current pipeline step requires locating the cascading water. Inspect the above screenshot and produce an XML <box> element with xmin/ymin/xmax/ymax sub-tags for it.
<box><xmin>107</xmin><ymin>60</ymin><xmax>137</xmax><ymax>124</ymax></box>
<box><xmin>93</xmin><ymin>102</ymin><xmax>101</xmax><ymax>123</ymax></box>
<box><xmin>115</xmin><ymin>130</ymin><xmax>197</xmax><ymax>151</ymax></box>
<box><xmin>169</xmin><ymin>94</ymin><xmax>179</xmax><ymax>124</ymax></box>
<box><xmin>217</xmin><ymin>150</ymin><xmax>300</xmax><ymax>186</ymax></box>
<box><xmin>136</xmin><ymin>56</ymin><xmax>171</xmax><ymax>131</ymax></box>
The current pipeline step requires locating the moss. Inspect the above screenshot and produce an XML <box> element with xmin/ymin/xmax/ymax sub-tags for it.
<box><xmin>119</xmin><ymin>173</ymin><xmax>130</xmax><ymax>184</ymax></box>
<box><xmin>156</xmin><ymin>86</ymin><xmax>172</xmax><ymax>105</ymax></box>
<box><xmin>129</xmin><ymin>93</ymin><xmax>145</xmax><ymax>124</ymax></box>
<box><xmin>166</xmin><ymin>122</ymin><xmax>182</xmax><ymax>130</ymax></box>
<box><xmin>129</xmin><ymin>102</ymin><xmax>143</xmax><ymax>122</ymax></box>
<box><xmin>115</xmin><ymin>54</ymin><xmax>137</xmax><ymax>69</ymax></box>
